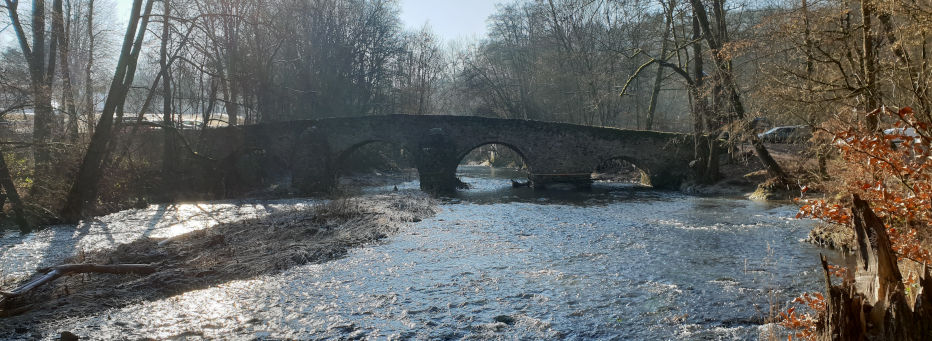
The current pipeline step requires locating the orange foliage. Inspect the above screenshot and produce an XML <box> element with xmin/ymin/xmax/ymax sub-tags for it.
<box><xmin>783</xmin><ymin>106</ymin><xmax>932</xmax><ymax>339</ymax></box>
<box><xmin>797</xmin><ymin>106</ymin><xmax>932</xmax><ymax>265</ymax></box>
<box><xmin>779</xmin><ymin>292</ymin><xmax>825</xmax><ymax>341</ymax></box>
<box><xmin>826</xmin><ymin>264</ymin><xmax>847</xmax><ymax>279</ymax></box>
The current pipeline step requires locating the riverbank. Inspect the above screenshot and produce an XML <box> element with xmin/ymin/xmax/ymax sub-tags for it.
<box><xmin>679</xmin><ymin>143</ymin><xmax>819</xmax><ymax>201</ymax></box>
<box><xmin>0</xmin><ymin>192</ymin><xmax>436</xmax><ymax>335</ymax></box>
<box><xmin>804</xmin><ymin>222</ymin><xmax>855</xmax><ymax>253</ymax></box>
<box><xmin>337</xmin><ymin>169</ymin><xmax>418</xmax><ymax>189</ymax></box>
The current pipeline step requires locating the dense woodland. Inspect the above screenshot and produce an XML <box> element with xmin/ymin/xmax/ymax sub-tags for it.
<box><xmin>3</xmin><ymin>0</ymin><xmax>932</xmax><ymax>338</ymax></box>
<box><xmin>0</xmin><ymin>0</ymin><xmax>921</xmax><ymax>216</ymax></box>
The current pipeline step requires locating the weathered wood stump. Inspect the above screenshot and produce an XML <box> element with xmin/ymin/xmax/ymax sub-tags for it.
<box><xmin>816</xmin><ymin>195</ymin><xmax>932</xmax><ymax>340</ymax></box>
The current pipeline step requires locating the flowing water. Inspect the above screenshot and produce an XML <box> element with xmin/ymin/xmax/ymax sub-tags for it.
<box><xmin>0</xmin><ymin>166</ymin><xmax>842</xmax><ymax>340</ymax></box>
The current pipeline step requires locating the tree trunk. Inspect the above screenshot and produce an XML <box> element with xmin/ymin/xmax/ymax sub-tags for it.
<box><xmin>3</xmin><ymin>0</ymin><xmax>60</xmax><ymax>187</ymax></box>
<box><xmin>0</xmin><ymin>147</ymin><xmax>30</xmax><ymax>233</ymax></box>
<box><xmin>688</xmin><ymin>11</ymin><xmax>715</xmax><ymax>183</ymax></box>
<box><xmin>224</xmin><ymin>81</ymin><xmax>239</xmax><ymax>126</ymax></box>
<box><xmin>32</xmin><ymin>0</ymin><xmax>54</xmax><ymax>192</ymax></box>
<box><xmin>160</xmin><ymin>0</ymin><xmax>176</xmax><ymax>191</ymax></box>
<box><xmin>0</xmin><ymin>264</ymin><xmax>155</xmax><ymax>299</ymax></box>
<box><xmin>61</xmin><ymin>0</ymin><xmax>153</xmax><ymax>223</ymax></box>
<box><xmin>707</xmin><ymin>82</ymin><xmax>724</xmax><ymax>180</ymax></box>
<box><xmin>83</xmin><ymin>0</ymin><xmax>96</xmax><ymax>137</ymax></box>
<box><xmin>53</xmin><ymin>0</ymin><xmax>79</xmax><ymax>141</ymax></box>
<box><xmin>30</xmin><ymin>86</ymin><xmax>54</xmax><ymax>192</ymax></box>
<box><xmin>861</xmin><ymin>0</ymin><xmax>879</xmax><ymax>130</ymax></box>
<box><xmin>706</xmin><ymin>133</ymin><xmax>720</xmax><ymax>181</ymax></box>
<box><xmin>688</xmin><ymin>0</ymin><xmax>787</xmax><ymax>181</ymax></box>
<box><xmin>646</xmin><ymin>7</ymin><xmax>672</xmax><ymax>131</ymax></box>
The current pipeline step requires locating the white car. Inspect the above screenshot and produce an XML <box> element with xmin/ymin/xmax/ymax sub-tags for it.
<box><xmin>882</xmin><ymin>127</ymin><xmax>921</xmax><ymax>145</ymax></box>
<box><xmin>758</xmin><ymin>125</ymin><xmax>811</xmax><ymax>143</ymax></box>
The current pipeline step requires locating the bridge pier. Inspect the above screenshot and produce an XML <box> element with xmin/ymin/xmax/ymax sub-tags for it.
<box><xmin>417</xmin><ymin>168</ymin><xmax>461</xmax><ymax>193</ymax></box>
<box><xmin>642</xmin><ymin>169</ymin><xmax>683</xmax><ymax>189</ymax></box>
<box><xmin>292</xmin><ymin>127</ymin><xmax>338</xmax><ymax>193</ymax></box>
<box><xmin>413</xmin><ymin>128</ymin><xmax>462</xmax><ymax>194</ymax></box>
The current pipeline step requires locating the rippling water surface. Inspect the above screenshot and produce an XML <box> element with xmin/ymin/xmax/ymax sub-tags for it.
<box><xmin>1</xmin><ymin>166</ymin><xmax>841</xmax><ymax>340</ymax></box>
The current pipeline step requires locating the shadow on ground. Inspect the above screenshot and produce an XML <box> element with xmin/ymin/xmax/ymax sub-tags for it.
<box><xmin>0</xmin><ymin>192</ymin><xmax>436</xmax><ymax>331</ymax></box>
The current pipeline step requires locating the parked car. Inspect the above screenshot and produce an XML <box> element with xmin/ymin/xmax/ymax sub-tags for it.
<box><xmin>882</xmin><ymin>127</ymin><xmax>921</xmax><ymax>145</ymax></box>
<box><xmin>121</xmin><ymin>116</ymin><xmax>148</xmax><ymax>124</ymax></box>
<box><xmin>758</xmin><ymin>125</ymin><xmax>811</xmax><ymax>143</ymax></box>
<box><xmin>179</xmin><ymin>120</ymin><xmax>200</xmax><ymax>130</ymax></box>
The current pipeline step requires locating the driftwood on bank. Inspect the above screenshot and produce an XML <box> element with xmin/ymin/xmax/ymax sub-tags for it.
<box><xmin>817</xmin><ymin>195</ymin><xmax>932</xmax><ymax>340</ymax></box>
<box><xmin>0</xmin><ymin>264</ymin><xmax>156</xmax><ymax>300</ymax></box>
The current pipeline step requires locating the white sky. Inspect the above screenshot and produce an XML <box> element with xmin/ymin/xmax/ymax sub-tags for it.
<box><xmin>399</xmin><ymin>0</ymin><xmax>503</xmax><ymax>42</ymax></box>
<box><xmin>5</xmin><ymin>0</ymin><xmax>502</xmax><ymax>50</ymax></box>
<box><xmin>119</xmin><ymin>0</ymin><xmax>502</xmax><ymax>41</ymax></box>
<box><xmin>123</xmin><ymin>0</ymin><xmax>506</xmax><ymax>40</ymax></box>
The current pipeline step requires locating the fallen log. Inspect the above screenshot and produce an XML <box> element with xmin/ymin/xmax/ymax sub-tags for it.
<box><xmin>0</xmin><ymin>264</ymin><xmax>156</xmax><ymax>300</ymax></box>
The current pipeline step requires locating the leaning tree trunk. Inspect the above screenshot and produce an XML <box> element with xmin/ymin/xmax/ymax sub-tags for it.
<box><xmin>646</xmin><ymin>7</ymin><xmax>672</xmax><ymax>131</ymax></box>
<box><xmin>0</xmin><ymin>147</ymin><xmax>30</xmax><ymax>233</ymax></box>
<box><xmin>0</xmin><ymin>263</ymin><xmax>155</xmax><ymax>300</ymax></box>
<box><xmin>816</xmin><ymin>195</ymin><xmax>932</xmax><ymax>340</ymax></box>
<box><xmin>61</xmin><ymin>0</ymin><xmax>153</xmax><ymax>223</ymax></box>
<box><xmin>688</xmin><ymin>0</ymin><xmax>788</xmax><ymax>182</ymax></box>
<box><xmin>689</xmin><ymin>11</ymin><xmax>712</xmax><ymax>183</ymax></box>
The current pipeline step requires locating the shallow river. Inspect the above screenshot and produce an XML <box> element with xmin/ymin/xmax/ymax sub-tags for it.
<box><xmin>1</xmin><ymin>166</ymin><xmax>841</xmax><ymax>340</ymax></box>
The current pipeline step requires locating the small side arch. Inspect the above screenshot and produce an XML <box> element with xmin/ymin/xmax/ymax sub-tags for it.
<box><xmin>333</xmin><ymin>139</ymin><xmax>414</xmax><ymax>176</ymax></box>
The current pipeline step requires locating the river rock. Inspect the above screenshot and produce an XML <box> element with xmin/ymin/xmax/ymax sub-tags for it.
<box><xmin>493</xmin><ymin>315</ymin><xmax>515</xmax><ymax>325</ymax></box>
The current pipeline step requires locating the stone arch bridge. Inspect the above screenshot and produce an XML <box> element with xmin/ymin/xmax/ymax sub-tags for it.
<box><xmin>196</xmin><ymin>115</ymin><xmax>696</xmax><ymax>193</ymax></box>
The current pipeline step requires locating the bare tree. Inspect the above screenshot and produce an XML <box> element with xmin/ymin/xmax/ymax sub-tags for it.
<box><xmin>52</xmin><ymin>0</ymin><xmax>79</xmax><ymax>140</ymax></box>
<box><xmin>62</xmin><ymin>0</ymin><xmax>154</xmax><ymax>222</ymax></box>
<box><xmin>394</xmin><ymin>25</ymin><xmax>444</xmax><ymax>115</ymax></box>
<box><xmin>688</xmin><ymin>0</ymin><xmax>787</xmax><ymax>180</ymax></box>
<box><xmin>0</xmin><ymin>57</ymin><xmax>31</xmax><ymax>231</ymax></box>
<box><xmin>646</xmin><ymin>0</ymin><xmax>676</xmax><ymax>130</ymax></box>
<box><xmin>82</xmin><ymin>0</ymin><xmax>96</xmax><ymax>136</ymax></box>
<box><xmin>160</xmin><ymin>0</ymin><xmax>175</xmax><ymax>185</ymax></box>
<box><xmin>3</xmin><ymin>0</ymin><xmax>66</xmax><ymax>190</ymax></box>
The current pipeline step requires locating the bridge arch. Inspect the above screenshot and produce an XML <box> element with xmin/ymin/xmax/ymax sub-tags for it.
<box><xmin>456</xmin><ymin>141</ymin><xmax>531</xmax><ymax>171</ymax></box>
<box><xmin>333</xmin><ymin>139</ymin><xmax>413</xmax><ymax>180</ymax></box>
<box><xmin>593</xmin><ymin>156</ymin><xmax>650</xmax><ymax>185</ymax></box>
<box><xmin>336</xmin><ymin>140</ymin><xmax>412</xmax><ymax>167</ymax></box>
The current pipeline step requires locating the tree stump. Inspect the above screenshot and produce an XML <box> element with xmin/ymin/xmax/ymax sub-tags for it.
<box><xmin>816</xmin><ymin>195</ymin><xmax>932</xmax><ymax>340</ymax></box>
